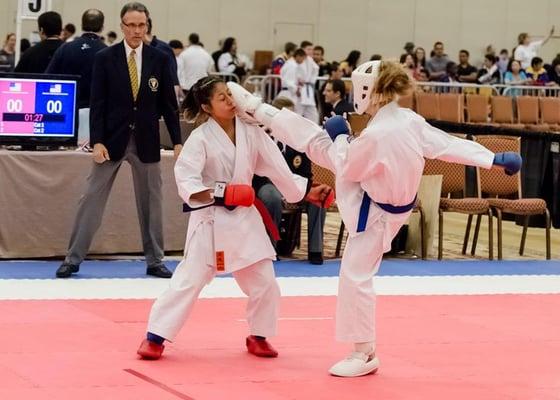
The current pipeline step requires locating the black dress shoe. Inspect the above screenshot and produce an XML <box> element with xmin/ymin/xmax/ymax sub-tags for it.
<box><xmin>308</xmin><ymin>252</ymin><xmax>324</xmax><ymax>265</ymax></box>
<box><xmin>146</xmin><ymin>264</ymin><xmax>173</xmax><ymax>278</ymax></box>
<box><xmin>56</xmin><ymin>263</ymin><xmax>79</xmax><ymax>278</ymax></box>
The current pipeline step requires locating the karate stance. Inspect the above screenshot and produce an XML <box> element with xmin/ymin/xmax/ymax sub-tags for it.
<box><xmin>137</xmin><ymin>77</ymin><xmax>329</xmax><ymax>360</ymax></box>
<box><xmin>227</xmin><ymin>60</ymin><xmax>522</xmax><ymax>377</ymax></box>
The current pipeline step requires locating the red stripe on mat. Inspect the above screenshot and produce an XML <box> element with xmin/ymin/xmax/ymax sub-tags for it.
<box><xmin>124</xmin><ymin>368</ymin><xmax>195</xmax><ymax>400</ymax></box>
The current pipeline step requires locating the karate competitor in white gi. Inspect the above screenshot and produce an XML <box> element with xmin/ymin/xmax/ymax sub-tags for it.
<box><xmin>226</xmin><ymin>60</ymin><xmax>522</xmax><ymax>377</ymax></box>
<box><xmin>137</xmin><ymin>76</ymin><xmax>331</xmax><ymax>360</ymax></box>
<box><xmin>276</xmin><ymin>49</ymin><xmax>306</xmax><ymax>107</ymax></box>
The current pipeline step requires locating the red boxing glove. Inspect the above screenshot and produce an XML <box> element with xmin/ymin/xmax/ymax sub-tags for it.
<box><xmin>306</xmin><ymin>183</ymin><xmax>335</xmax><ymax>208</ymax></box>
<box><xmin>214</xmin><ymin>182</ymin><xmax>255</xmax><ymax>210</ymax></box>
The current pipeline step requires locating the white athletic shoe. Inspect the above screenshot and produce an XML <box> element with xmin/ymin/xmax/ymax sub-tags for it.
<box><xmin>328</xmin><ymin>352</ymin><xmax>380</xmax><ymax>377</ymax></box>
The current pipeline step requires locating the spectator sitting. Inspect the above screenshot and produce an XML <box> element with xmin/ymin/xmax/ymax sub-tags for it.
<box><xmin>477</xmin><ymin>54</ymin><xmax>500</xmax><ymax>84</ymax></box>
<box><xmin>504</xmin><ymin>59</ymin><xmax>530</xmax><ymax>97</ymax></box>
<box><xmin>413</xmin><ymin>47</ymin><xmax>429</xmax><ymax>81</ymax></box>
<box><xmin>271</xmin><ymin>41</ymin><xmax>296</xmax><ymax>75</ymax></box>
<box><xmin>340</xmin><ymin>50</ymin><xmax>361</xmax><ymax>77</ymax></box>
<box><xmin>322</xmin><ymin>79</ymin><xmax>354</xmax><ymax>118</ymax></box>
<box><xmin>252</xmin><ymin>97</ymin><xmax>328</xmax><ymax>265</ymax></box>
<box><xmin>15</xmin><ymin>11</ymin><xmax>63</xmax><ymax>73</ymax></box>
<box><xmin>400</xmin><ymin>53</ymin><xmax>416</xmax><ymax>79</ymax></box>
<box><xmin>456</xmin><ymin>49</ymin><xmax>478</xmax><ymax>83</ymax></box>
<box><xmin>514</xmin><ymin>27</ymin><xmax>555</xmax><ymax>70</ymax></box>
<box><xmin>441</xmin><ymin>61</ymin><xmax>459</xmax><ymax>83</ymax></box>
<box><xmin>497</xmin><ymin>49</ymin><xmax>510</xmax><ymax>78</ymax></box>
<box><xmin>318</xmin><ymin>61</ymin><xmax>343</xmax><ymax>118</ymax></box>
<box><xmin>525</xmin><ymin>57</ymin><xmax>554</xmax><ymax>86</ymax></box>
<box><xmin>426</xmin><ymin>41</ymin><xmax>450</xmax><ymax>81</ymax></box>
<box><xmin>547</xmin><ymin>56</ymin><xmax>560</xmax><ymax>85</ymax></box>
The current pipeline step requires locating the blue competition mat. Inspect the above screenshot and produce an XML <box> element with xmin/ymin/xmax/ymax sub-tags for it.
<box><xmin>0</xmin><ymin>259</ymin><xmax>559</xmax><ymax>280</ymax></box>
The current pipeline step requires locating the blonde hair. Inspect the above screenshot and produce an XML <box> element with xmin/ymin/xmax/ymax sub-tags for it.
<box><xmin>272</xmin><ymin>96</ymin><xmax>295</xmax><ymax>110</ymax></box>
<box><xmin>372</xmin><ymin>61</ymin><xmax>412</xmax><ymax>105</ymax></box>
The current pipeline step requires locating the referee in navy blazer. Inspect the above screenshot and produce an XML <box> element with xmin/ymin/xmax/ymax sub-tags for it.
<box><xmin>57</xmin><ymin>2</ymin><xmax>183</xmax><ymax>279</ymax></box>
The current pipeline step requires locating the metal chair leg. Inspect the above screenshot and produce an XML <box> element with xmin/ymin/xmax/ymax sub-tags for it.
<box><xmin>487</xmin><ymin>209</ymin><xmax>493</xmax><ymax>260</ymax></box>
<box><xmin>438</xmin><ymin>209</ymin><xmax>444</xmax><ymax>260</ymax></box>
<box><xmin>471</xmin><ymin>214</ymin><xmax>482</xmax><ymax>256</ymax></box>
<box><xmin>545</xmin><ymin>209</ymin><xmax>551</xmax><ymax>260</ymax></box>
<box><xmin>519</xmin><ymin>215</ymin><xmax>529</xmax><ymax>256</ymax></box>
<box><xmin>418</xmin><ymin>206</ymin><xmax>427</xmax><ymax>260</ymax></box>
<box><xmin>463</xmin><ymin>214</ymin><xmax>473</xmax><ymax>255</ymax></box>
<box><xmin>335</xmin><ymin>221</ymin><xmax>345</xmax><ymax>258</ymax></box>
<box><xmin>496</xmin><ymin>208</ymin><xmax>503</xmax><ymax>260</ymax></box>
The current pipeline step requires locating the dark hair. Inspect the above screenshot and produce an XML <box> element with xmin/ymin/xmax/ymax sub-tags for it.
<box><xmin>507</xmin><ymin>58</ymin><xmax>521</xmax><ymax>72</ymax></box>
<box><xmin>189</xmin><ymin>33</ymin><xmax>200</xmax><ymax>45</ymax></box>
<box><xmin>484</xmin><ymin>54</ymin><xmax>497</xmax><ymax>63</ymax></box>
<box><xmin>518</xmin><ymin>33</ymin><xmax>529</xmax><ymax>45</ymax></box>
<box><xmin>183</xmin><ymin>76</ymin><xmax>224</xmax><ymax>125</ymax></box>
<box><xmin>328</xmin><ymin>61</ymin><xmax>340</xmax><ymax>75</ymax></box>
<box><xmin>20</xmin><ymin>38</ymin><xmax>31</xmax><ymax>53</ymax></box>
<box><xmin>300</xmin><ymin>40</ymin><xmax>313</xmax><ymax>48</ymax></box>
<box><xmin>64</xmin><ymin>23</ymin><xmax>76</xmax><ymax>34</ymax></box>
<box><xmin>107</xmin><ymin>31</ymin><xmax>117</xmax><ymax>39</ymax></box>
<box><xmin>500</xmin><ymin>48</ymin><xmax>508</xmax><ymax>55</ymax></box>
<box><xmin>169</xmin><ymin>40</ymin><xmax>183</xmax><ymax>50</ymax></box>
<box><xmin>459</xmin><ymin>49</ymin><xmax>469</xmax><ymax>57</ymax></box>
<box><xmin>531</xmin><ymin>56</ymin><xmax>543</xmax><ymax>67</ymax></box>
<box><xmin>314</xmin><ymin>45</ymin><xmax>324</xmax><ymax>54</ymax></box>
<box><xmin>82</xmin><ymin>9</ymin><xmax>104</xmax><ymax>33</ymax></box>
<box><xmin>120</xmin><ymin>2</ymin><xmax>149</xmax><ymax>19</ymax></box>
<box><xmin>345</xmin><ymin>50</ymin><xmax>361</xmax><ymax>68</ymax></box>
<box><xmin>38</xmin><ymin>11</ymin><xmax>62</xmax><ymax>37</ymax></box>
<box><xmin>399</xmin><ymin>53</ymin><xmax>408</xmax><ymax>63</ymax></box>
<box><xmin>294</xmin><ymin>48</ymin><xmax>306</xmax><ymax>58</ymax></box>
<box><xmin>434</xmin><ymin>41</ymin><xmax>444</xmax><ymax>48</ymax></box>
<box><xmin>146</xmin><ymin>17</ymin><xmax>153</xmax><ymax>34</ymax></box>
<box><xmin>370</xmin><ymin>54</ymin><xmax>382</xmax><ymax>61</ymax></box>
<box><xmin>222</xmin><ymin>37</ymin><xmax>236</xmax><ymax>53</ymax></box>
<box><xmin>328</xmin><ymin>79</ymin><xmax>346</xmax><ymax>98</ymax></box>
<box><xmin>284</xmin><ymin>41</ymin><xmax>297</xmax><ymax>54</ymax></box>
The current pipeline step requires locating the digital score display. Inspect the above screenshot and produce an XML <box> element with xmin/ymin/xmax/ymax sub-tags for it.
<box><xmin>0</xmin><ymin>78</ymin><xmax>77</xmax><ymax>137</ymax></box>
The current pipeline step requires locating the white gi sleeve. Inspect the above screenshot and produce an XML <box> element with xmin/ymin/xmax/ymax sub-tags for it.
<box><xmin>174</xmin><ymin>133</ymin><xmax>213</xmax><ymax>208</ymax></box>
<box><xmin>269</xmin><ymin>108</ymin><xmax>336</xmax><ymax>172</ymax></box>
<box><xmin>419</xmin><ymin>120</ymin><xmax>494</xmax><ymax>169</ymax></box>
<box><xmin>253</xmin><ymin>127</ymin><xmax>308</xmax><ymax>203</ymax></box>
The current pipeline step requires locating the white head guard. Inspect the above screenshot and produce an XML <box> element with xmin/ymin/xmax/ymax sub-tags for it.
<box><xmin>351</xmin><ymin>60</ymin><xmax>382</xmax><ymax>115</ymax></box>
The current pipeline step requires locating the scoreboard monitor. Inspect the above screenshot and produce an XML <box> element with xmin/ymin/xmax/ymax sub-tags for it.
<box><xmin>0</xmin><ymin>73</ymin><xmax>79</xmax><ymax>148</ymax></box>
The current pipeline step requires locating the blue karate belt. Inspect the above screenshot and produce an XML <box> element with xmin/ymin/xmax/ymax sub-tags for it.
<box><xmin>356</xmin><ymin>192</ymin><xmax>417</xmax><ymax>233</ymax></box>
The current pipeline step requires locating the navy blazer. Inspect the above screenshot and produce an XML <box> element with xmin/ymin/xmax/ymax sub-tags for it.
<box><xmin>89</xmin><ymin>41</ymin><xmax>181</xmax><ymax>163</ymax></box>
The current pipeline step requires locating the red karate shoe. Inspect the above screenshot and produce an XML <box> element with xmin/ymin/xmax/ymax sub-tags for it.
<box><xmin>246</xmin><ymin>335</ymin><xmax>278</xmax><ymax>358</ymax></box>
<box><xmin>137</xmin><ymin>339</ymin><xmax>165</xmax><ymax>360</ymax></box>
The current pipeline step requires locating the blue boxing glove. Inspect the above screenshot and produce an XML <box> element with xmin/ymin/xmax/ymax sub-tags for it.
<box><xmin>493</xmin><ymin>152</ymin><xmax>522</xmax><ymax>175</ymax></box>
<box><xmin>324</xmin><ymin>115</ymin><xmax>349</xmax><ymax>141</ymax></box>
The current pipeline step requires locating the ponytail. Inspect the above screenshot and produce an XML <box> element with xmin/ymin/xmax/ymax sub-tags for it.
<box><xmin>182</xmin><ymin>76</ymin><xmax>223</xmax><ymax>127</ymax></box>
<box><xmin>373</xmin><ymin>61</ymin><xmax>412</xmax><ymax>104</ymax></box>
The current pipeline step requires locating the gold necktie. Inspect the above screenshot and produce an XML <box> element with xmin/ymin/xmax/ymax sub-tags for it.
<box><xmin>128</xmin><ymin>50</ymin><xmax>139</xmax><ymax>101</ymax></box>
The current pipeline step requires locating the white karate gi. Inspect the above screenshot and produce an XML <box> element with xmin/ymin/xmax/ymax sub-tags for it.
<box><xmin>276</xmin><ymin>58</ymin><xmax>299</xmax><ymax>104</ymax></box>
<box><xmin>147</xmin><ymin>117</ymin><xmax>308</xmax><ymax>341</ymax></box>
<box><xmin>296</xmin><ymin>56</ymin><xmax>319</xmax><ymax>123</ymax></box>
<box><xmin>267</xmin><ymin>102</ymin><xmax>494</xmax><ymax>344</ymax></box>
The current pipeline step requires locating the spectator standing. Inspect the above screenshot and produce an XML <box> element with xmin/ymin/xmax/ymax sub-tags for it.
<box><xmin>15</xmin><ymin>11</ymin><xmax>63</xmax><ymax>73</ymax></box>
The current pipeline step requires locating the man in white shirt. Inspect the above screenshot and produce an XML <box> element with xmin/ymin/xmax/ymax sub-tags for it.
<box><xmin>177</xmin><ymin>33</ymin><xmax>214</xmax><ymax>92</ymax></box>
<box><xmin>514</xmin><ymin>27</ymin><xmax>555</xmax><ymax>70</ymax></box>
